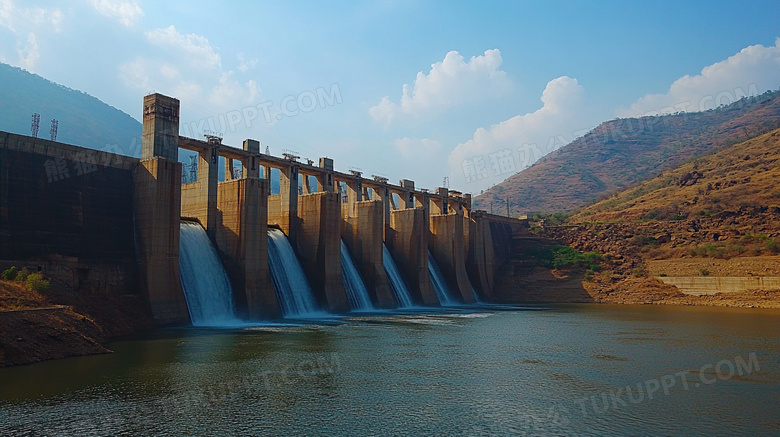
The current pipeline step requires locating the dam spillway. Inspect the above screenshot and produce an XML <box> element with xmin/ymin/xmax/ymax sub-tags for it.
<box><xmin>341</xmin><ymin>240</ymin><xmax>374</xmax><ymax>311</ymax></box>
<box><xmin>267</xmin><ymin>228</ymin><xmax>321</xmax><ymax>317</ymax></box>
<box><xmin>428</xmin><ymin>250</ymin><xmax>455</xmax><ymax>306</ymax></box>
<box><xmin>179</xmin><ymin>221</ymin><xmax>240</xmax><ymax>326</ymax></box>
<box><xmin>383</xmin><ymin>244</ymin><xmax>414</xmax><ymax>308</ymax></box>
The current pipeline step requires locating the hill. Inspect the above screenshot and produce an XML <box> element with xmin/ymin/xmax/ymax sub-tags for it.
<box><xmin>474</xmin><ymin>89</ymin><xmax>780</xmax><ymax>214</ymax></box>
<box><xmin>0</xmin><ymin>63</ymin><xmax>141</xmax><ymax>156</ymax></box>
<box><xmin>574</xmin><ymin>129</ymin><xmax>780</xmax><ymax>223</ymax></box>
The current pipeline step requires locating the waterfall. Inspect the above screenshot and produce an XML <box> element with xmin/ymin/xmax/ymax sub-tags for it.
<box><xmin>428</xmin><ymin>250</ymin><xmax>455</xmax><ymax>306</ymax></box>
<box><xmin>267</xmin><ymin>228</ymin><xmax>320</xmax><ymax>317</ymax></box>
<box><xmin>179</xmin><ymin>221</ymin><xmax>240</xmax><ymax>326</ymax></box>
<box><xmin>340</xmin><ymin>240</ymin><xmax>374</xmax><ymax>311</ymax></box>
<box><xmin>382</xmin><ymin>244</ymin><xmax>414</xmax><ymax>308</ymax></box>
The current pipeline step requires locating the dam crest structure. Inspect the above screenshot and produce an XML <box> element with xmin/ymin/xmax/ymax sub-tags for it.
<box><xmin>0</xmin><ymin>93</ymin><xmax>525</xmax><ymax>325</ymax></box>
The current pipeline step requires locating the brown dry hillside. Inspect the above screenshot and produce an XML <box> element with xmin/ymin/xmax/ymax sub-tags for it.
<box><xmin>473</xmin><ymin>90</ymin><xmax>780</xmax><ymax>214</ymax></box>
<box><xmin>573</xmin><ymin>128</ymin><xmax>780</xmax><ymax>222</ymax></box>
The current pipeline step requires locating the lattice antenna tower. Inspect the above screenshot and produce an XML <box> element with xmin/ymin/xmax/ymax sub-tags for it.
<box><xmin>442</xmin><ymin>176</ymin><xmax>449</xmax><ymax>188</ymax></box>
<box><xmin>189</xmin><ymin>154</ymin><xmax>198</xmax><ymax>182</ymax></box>
<box><xmin>50</xmin><ymin>119</ymin><xmax>58</xmax><ymax>141</ymax></box>
<box><xmin>31</xmin><ymin>113</ymin><xmax>40</xmax><ymax>138</ymax></box>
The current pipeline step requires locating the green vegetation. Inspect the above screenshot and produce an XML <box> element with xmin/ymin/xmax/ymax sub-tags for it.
<box><xmin>2</xmin><ymin>266</ymin><xmax>51</xmax><ymax>293</ymax></box>
<box><xmin>25</xmin><ymin>273</ymin><xmax>51</xmax><ymax>292</ymax></box>
<box><xmin>1</xmin><ymin>266</ymin><xmax>18</xmax><ymax>281</ymax></box>
<box><xmin>532</xmin><ymin>245</ymin><xmax>603</xmax><ymax>271</ymax></box>
<box><xmin>531</xmin><ymin>211</ymin><xmax>571</xmax><ymax>226</ymax></box>
<box><xmin>698</xmin><ymin>268</ymin><xmax>710</xmax><ymax>276</ymax></box>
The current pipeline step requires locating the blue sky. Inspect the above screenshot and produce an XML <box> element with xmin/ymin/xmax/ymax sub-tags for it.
<box><xmin>1</xmin><ymin>1</ymin><xmax>779</xmax><ymax>193</ymax></box>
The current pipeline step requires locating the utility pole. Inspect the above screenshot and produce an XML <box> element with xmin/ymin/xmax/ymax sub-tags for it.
<box><xmin>506</xmin><ymin>196</ymin><xmax>510</xmax><ymax>217</ymax></box>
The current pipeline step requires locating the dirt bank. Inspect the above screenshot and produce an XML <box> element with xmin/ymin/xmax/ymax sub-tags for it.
<box><xmin>0</xmin><ymin>280</ymin><xmax>153</xmax><ymax>366</ymax></box>
<box><xmin>0</xmin><ymin>306</ymin><xmax>111</xmax><ymax>366</ymax></box>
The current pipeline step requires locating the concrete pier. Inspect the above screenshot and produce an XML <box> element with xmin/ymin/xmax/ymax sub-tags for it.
<box><xmin>342</xmin><ymin>200</ymin><xmax>397</xmax><ymax>308</ymax></box>
<box><xmin>216</xmin><ymin>177</ymin><xmax>280</xmax><ymax>318</ymax></box>
<box><xmin>389</xmin><ymin>207</ymin><xmax>439</xmax><ymax>305</ymax></box>
<box><xmin>135</xmin><ymin>94</ymin><xmax>190</xmax><ymax>325</ymax></box>
<box><xmin>430</xmin><ymin>212</ymin><xmax>476</xmax><ymax>303</ymax></box>
<box><xmin>297</xmin><ymin>191</ymin><xmax>350</xmax><ymax>312</ymax></box>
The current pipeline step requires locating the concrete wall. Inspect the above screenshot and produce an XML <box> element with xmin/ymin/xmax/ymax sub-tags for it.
<box><xmin>0</xmin><ymin>132</ymin><xmax>137</xmax><ymax>262</ymax></box>
<box><xmin>467</xmin><ymin>212</ymin><xmax>521</xmax><ymax>301</ymax></box>
<box><xmin>296</xmin><ymin>191</ymin><xmax>349</xmax><ymax>312</ymax></box>
<box><xmin>216</xmin><ymin>177</ymin><xmax>280</xmax><ymax>318</ymax></box>
<box><xmin>389</xmin><ymin>207</ymin><xmax>438</xmax><ymax>305</ymax></box>
<box><xmin>657</xmin><ymin>276</ymin><xmax>780</xmax><ymax>295</ymax></box>
<box><xmin>430</xmin><ymin>213</ymin><xmax>476</xmax><ymax>303</ymax></box>
<box><xmin>342</xmin><ymin>200</ymin><xmax>397</xmax><ymax>308</ymax></box>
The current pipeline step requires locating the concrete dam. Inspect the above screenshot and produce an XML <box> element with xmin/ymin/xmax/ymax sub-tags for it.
<box><xmin>0</xmin><ymin>93</ymin><xmax>524</xmax><ymax>326</ymax></box>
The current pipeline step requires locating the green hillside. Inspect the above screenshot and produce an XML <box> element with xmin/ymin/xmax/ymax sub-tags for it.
<box><xmin>0</xmin><ymin>63</ymin><xmax>141</xmax><ymax>157</ymax></box>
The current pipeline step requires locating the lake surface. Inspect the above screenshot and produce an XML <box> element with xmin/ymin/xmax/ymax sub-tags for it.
<box><xmin>1</xmin><ymin>304</ymin><xmax>778</xmax><ymax>436</ymax></box>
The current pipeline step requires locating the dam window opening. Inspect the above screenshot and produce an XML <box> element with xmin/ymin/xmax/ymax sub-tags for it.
<box><xmin>391</xmin><ymin>192</ymin><xmax>400</xmax><ymax>210</ymax></box>
<box><xmin>217</xmin><ymin>156</ymin><xmax>227</xmax><ymax>182</ymax></box>
<box><xmin>307</xmin><ymin>175</ymin><xmax>318</xmax><ymax>193</ymax></box>
<box><xmin>365</xmin><ymin>187</ymin><xmax>373</xmax><ymax>200</ymax></box>
<box><xmin>338</xmin><ymin>181</ymin><xmax>348</xmax><ymax>203</ymax></box>
<box><xmin>269</xmin><ymin>167</ymin><xmax>281</xmax><ymax>195</ymax></box>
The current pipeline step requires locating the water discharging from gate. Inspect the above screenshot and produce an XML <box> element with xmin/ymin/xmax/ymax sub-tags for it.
<box><xmin>428</xmin><ymin>250</ymin><xmax>455</xmax><ymax>306</ymax></box>
<box><xmin>341</xmin><ymin>240</ymin><xmax>374</xmax><ymax>311</ymax></box>
<box><xmin>382</xmin><ymin>244</ymin><xmax>414</xmax><ymax>308</ymax></box>
<box><xmin>179</xmin><ymin>221</ymin><xmax>240</xmax><ymax>326</ymax></box>
<box><xmin>267</xmin><ymin>228</ymin><xmax>320</xmax><ymax>317</ymax></box>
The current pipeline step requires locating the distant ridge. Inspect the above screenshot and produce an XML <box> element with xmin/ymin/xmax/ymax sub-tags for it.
<box><xmin>0</xmin><ymin>63</ymin><xmax>141</xmax><ymax>157</ymax></box>
<box><xmin>573</xmin><ymin>128</ymin><xmax>780</xmax><ymax>222</ymax></box>
<box><xmin>474</xmin><ymin>90</ymin><xmax>780</xmax><ymax>214</ymax></box>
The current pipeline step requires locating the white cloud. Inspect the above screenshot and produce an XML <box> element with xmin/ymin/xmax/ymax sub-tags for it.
<box><xmin>208</xmin><ymin>72</ymin><xmax>260</xmax><ymax>107</ymax></box>
<box><xmin>118</xmin><ymin>57</ymin><xmax>203</xmax><ymax>101</ymax></box>
<box><xmin>89</xmin><ymin>0</ymin><xmax>143</xmax><ymax>27</ymax></box>
<box><xmin>618</xmin><ymin>38</ymin><xmax>780</xmax><ymax>117</ymax></box>
<box><xmin>237</xmin><ymin>52</ymin><xmax>258</xmax><ymax>73</ymax></box>
<box><xmin>17</xmin><ymin>32</ymin><xmax>38</xmax><ymax>71</ymax></box>
<box><xmin>0</xmin><ymin>0</ymin><xmax>62</xmax><ymax>71</ymax></box>
<box><xmin>0</xmin><ymin>1</ymin><xmax>63</xmax><ymax>33</ymax></box>
<box><xmin>447</xmin><ymin>76</ymin><xmax>592</xmax><ymax>192</ymax></box>
<box><xmin>370</xmin><ymin>49</ymin><xmax>512</xmax><ymax>125</ymax></box>
<box><xmin>394</xmin><ymin>137</ymin><xmax>443</xmax><ymax>159</ymax></box>
<box><xmin>145</xmin><ymin>25</ymin><xmax>221</xmax><ymax>69</ymax></box>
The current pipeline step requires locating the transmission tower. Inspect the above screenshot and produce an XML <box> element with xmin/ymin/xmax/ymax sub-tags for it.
<box><xmin>442</xmin><ymin>176</ymin><xmax>449</xmax><ymax>188</ymax></box>
<box><xmin>49</xmin><ymin>119</ymin><xmax>58</xmax><ymax>141</ymax></box>
<box><xmin>31</xmin><ymin>113</ymin><xmax>40</xmax><ymax>138</ymax></box>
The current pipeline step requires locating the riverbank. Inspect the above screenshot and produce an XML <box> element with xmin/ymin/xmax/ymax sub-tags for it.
<box><xmin>495</xmin><ymin>264</ymin><xmax>780</xmax><ymax>308</ymax></box>
<box><xmin>0</xmin><ymin>280</ymin><xmax>153</xmax><ymax>367</ymax></box>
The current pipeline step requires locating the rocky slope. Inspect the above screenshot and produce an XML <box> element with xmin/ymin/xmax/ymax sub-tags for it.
<box><xmin>474</xmin><ymin>90</ymin><xmax>780</xmax><ymax>214</ymax></box>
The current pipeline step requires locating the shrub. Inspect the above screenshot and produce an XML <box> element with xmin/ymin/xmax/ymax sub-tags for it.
<box><xmin>698</xmin><ymin>268</ymin><xmax>710</xmax><ymax>276</ymax></box>
<box><xmin>532</xmin><ymin>245</ymin><xmax>603</xmax><ymax>270</ymax></box>
<box><xmin>583</xmin><ymin>270</ymin><xmax>595</xmax><ymax>281</ymax></box>
<box><xmin>659</xmin><ymin>273</ymin><xmax>668</xmax><ymax>277</ymax></box>
<box><xmin>631</xmin><ymin>268</ymin><xmax>646</xmax><ymax>277</ymax></box>
<box><xmin>2</xmin><ymin>266</ymin><xmax>18</xmax><ymax>281</ymax></box>
<box><xmin>25</xmin><ymin>273</ymin><xmax>51</xmax><ymax>292</ymax></box>
<box><xmin>14</xmin><ymin>268</ymin><xmax>30</xmax><ymax>283</ymax></box>
<box><xmin>767</xmin><ymin>239</ymin><xmax>779</xmax><ymax>254</ymax></box>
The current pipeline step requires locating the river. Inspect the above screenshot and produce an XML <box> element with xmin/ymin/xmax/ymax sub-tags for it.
<box><xmin>1</xmin><ymin>304</ymin><xmax>778</xmax><ymax>435</ymax></box>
